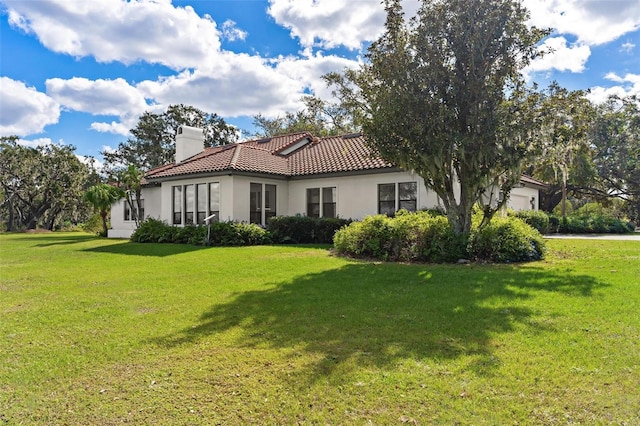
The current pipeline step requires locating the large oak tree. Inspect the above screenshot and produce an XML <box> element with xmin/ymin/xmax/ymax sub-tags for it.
<box><xmin>103</xmin><ymin>104</ymin><xmax>238</xmax><ymax>174</ymax></box>
<box><xmin>327</xmin><ymin>0</ymin><xmax>548</xmax><ymax>235</ymax></box>
<box><xmin>0</xmin><ymin>137</ymin><xmax>98</xmax><ymax>230</ymax></box>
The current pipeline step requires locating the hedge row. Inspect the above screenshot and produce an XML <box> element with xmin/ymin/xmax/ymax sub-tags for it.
<box><xmin>512</xmin><ymin>208</ymin><xmax>634</xmax><ymax>234</ymax></box>
<box><xmin>130</xmin><ymin>216</ymin><xmax>350</xmax><ymax>246</ymax></box>
<box><xmin>267</xmin><ymin>216</ymin><xmax>351</xmax><ymax>244</ymax></box>
<box><xmin>334</xmin><ymin>210</ymin><xmax>546</xmax><ymax>263</ymax></box>
<box><xmin>131</xmin><ymin>218</ymin><xmax>270</xmax><ymax>246</ymax></box>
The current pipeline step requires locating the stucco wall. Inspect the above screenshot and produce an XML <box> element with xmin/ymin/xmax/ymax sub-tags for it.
<box><xmin>109</xmin><ymin>170</ymin><xmax>543</xmax><ymax>238</ymax></box>
<box><xmin>228</xmin><ymin>176</ymin><xmax>289</xmax><ymax>224</ymax></box>
<box><xmin>108</xmin><ymin>185</ymin><xmax>161</xmax><ymax>239</ymax></box>
<box><xmin>509</xmin><ymin>186</ymin><xmax>539</xmax><ymax>211</ymax></box>
<box><xmin>153</xmin><ymin>176</ymin><xmax>236</xmax><ymax>223</ymax></box>
<box><xmin>288</xmin><ymin>170</ymin><xmax>440</xmax><ymax>220</ymax></box>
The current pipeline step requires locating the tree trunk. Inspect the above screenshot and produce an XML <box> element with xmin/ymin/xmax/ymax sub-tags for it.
<box><xmin>101</xmin><ymin>211</ymin><xmax>108</xmax><ymax>236</ymax></box>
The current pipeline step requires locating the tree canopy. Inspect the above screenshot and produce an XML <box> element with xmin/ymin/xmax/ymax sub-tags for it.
<box><xmin>327</xmin><ymin>0</ymin><xmax>548</xmax><ymax>235</ymax></box>
<box><xmin>0</xmin><ymin>137</ymin><xmax>98</xmax><ymax>231</ymax></box>
<box><xmin>85</xmin><ymin>183</ymin><xmax>124</xmax><ymax>236</ymax></box>
<box><xmin>531</xmin><ymin>83</ymin><xmax>595</xmax><ymax>216</ymax></box>
<box><xmin>589</xmin><ymin>95</ymin><xmax>640</xmax><ymax>221</ymax></box>
<box><xmin>250</xmin><ymin>96</ymin><xmax>358</xmax><ymax>138</ymax></box>
<box><xmin>103</xmin><ymin>104</ymin><xmax>238</xmax><ymax>174</ymax></box>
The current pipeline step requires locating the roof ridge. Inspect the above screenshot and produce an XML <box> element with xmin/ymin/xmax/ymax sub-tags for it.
<box><xmin>274</xmin><ymin>133</ymin><xmax>314</xmax><ymax>156</ymax></box>
<box><xmin>230</xmin><ymin>144</ymin><xmax>241</xmax><ymax>168</ymax></box>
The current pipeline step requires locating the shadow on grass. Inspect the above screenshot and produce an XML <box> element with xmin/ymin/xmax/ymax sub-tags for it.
<box><xmin>10</xmin><ymin>233</ymin><xmax>99</xmax><ymax>247</ymax></box>
<box><xmin>83</xmin><ymin>241</ymin><xmax>208</xmax><ymax>257</ymax></box>
<box><xmin>153</xmin><ymin>261</ymin><xmax>608</xmax><ymax>380</ymax></box>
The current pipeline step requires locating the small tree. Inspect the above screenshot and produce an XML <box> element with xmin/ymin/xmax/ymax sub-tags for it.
<box><xmin>103</xmin><ymin>104</ymin><xmax>238</xmax><ymax>174</ymax></box>
<box><xmin>534</xmin><ymin>83</ymin><xmax>595</xmax><ymax>217</ymax></box>
<box><xmin>118</xmin><ymin>165</ymin><xmax>144</xmax><ymax>228</ymax></box>
<box><xmin>590</xmin><ymin>95</ymin><xmax>640</xmax><ymax>222</ymax></box>
<box><xmin>250</xmin><ymin>96</ymin><xmax>358</xmax><ymax>138</ymax></box>
<box><xmin>84</xmin><ymin>183</ymin><xmax>124</xmax><ymax>236</ymax></box>
<box><xmin>327</xmin><ymin>0</ymin><xmax>548</xmax><ymax>235</ymax></box>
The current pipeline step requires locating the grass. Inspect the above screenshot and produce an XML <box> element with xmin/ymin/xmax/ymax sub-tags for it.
<box><xmin>1</xmin><ymin>232</ymin><xmax>639</xmax><ymax>424</ymax></box>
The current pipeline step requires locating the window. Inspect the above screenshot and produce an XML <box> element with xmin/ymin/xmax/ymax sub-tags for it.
<box><xmin>123</xmin><ymin>199</ymin><xmax>144</xmax><ymax>221</ymax></box>
<box><xmin>306</xmin><ymin>187</ymin><xmax>337</xmax><ymax>218</ymax></box>
<box><xmin>124</xmin><ymin>201</ymin><xmax>132</xmax><ymax>221</ymax></box>
<box><xmin>250</xmin><ymin>183</ymin><xmax>262</xmax><ymax>225</ymax></box>
<box><xmin>172</xmin><ymin>186</ymin><xmax>182</xmax><ymax>225</ymax></box>
<box><xmin>378</xmin><ymin>183</ymin><xmax>396</xmax><ymax>215</ymax></box>
<box><xmin>209</xmin><ymin>182</ymin><xmax>220</xmax><ymax>223</ymax></box>
<box><xmin>172</xmin><ymin>182</ymin><xmax>220</xmax><ymax>226</ymax></box>
<box><xmin>378</xmin><ymin>182</ymin><xmax>417</xmax><ymax>215</ymax></box>
<box><xmin>197</xmin><ymin>184</ymin><xmax>207</xmax><ymax>224</ymax></box>
<box><xmin>250</xmin><ymin>183</ymin><xmax>277</xmax><ymax>225</ymax></box>
<box><xmin>307</xmin><ymin>188</ymin><xmax>320</xmax><ymax>217</ymax></box>
<box><xmin>322</xmin><ymin>187</ymin><xmax>336</xmax><ymax>218</ymax></box>
<box><xmin>398</xmin><ymin>182</ymin><xmax>417</xmax><ymax>211</ymax></box>
<box><xmin>265</xmin><ymin>184</ymin><xmax>276</xmax><ymax>222</ymax></box>
<box><xmin>185</xmin><ymin>185</ymin><xmax>195</xmax><ymax>225</ymax></box>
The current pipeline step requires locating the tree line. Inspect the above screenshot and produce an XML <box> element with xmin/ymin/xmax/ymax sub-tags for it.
<box><xmin>1</xmin><ymin>0</ymin><xmax>638</xmax><ymax>234</ymax></box>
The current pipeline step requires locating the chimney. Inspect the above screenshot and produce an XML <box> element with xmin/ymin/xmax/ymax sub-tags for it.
<box><xmin>175</xmin><ymin>125</ymin><xmax>204</xmax><ymax>163</ymax></box>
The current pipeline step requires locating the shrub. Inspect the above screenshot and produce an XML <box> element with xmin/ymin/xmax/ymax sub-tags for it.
<box><xmin>392</xmin><ymin>210</ymin><xmax>465</xmax><ymax>262</ymax></box>
<box><xmin>469</xmin><ymin>216</ymin><xmax>546</xmax><ymax>262</ymax></box>
<box><xmin>333</xmin><ymin>211</ymin><xmax>464</xmax><ymax>263</ymax></box>
<box><xmin>268</xmin><ymin>215</ymin><xmax>351</xmax><ymax>244</ymax></box>
<box><xmin>131</xmin><ymin>218</ymin><xmax>170</xmax><ymax>243</ymax></box>
<box><xmin>82</xmin><ymin>213</ymin><xmax>106</xmax><ymax>236</ymax></box>
<box><xmin>550</xmin><ymin>211</ymin><xmax>634</xmax><ymax>234</ymax></box>
<box><xmin>233</xmin><ymin>222</ymin><xmax>271</xmax><ymax>246</ymax></box>
<box><xmin>313</xmin><ymin>217</ymin><xmax>352</xmax><ymax>244</ymax></box>
<box><xmin>334</xmin><ymin>215</ymin><xmax>395</xmax><ymax>260</ymax></box>
<box><xmin>513</xmin><ymin>210</ymin><xmax>550</xmax><ymax>234</ymax></box>
<box><xmin>131</xmin><ymin>218</ymin><xmax>271</xmax><ymax>246</ymax></box>
<box><xmin>267</xmin><ymin>215</ymin><xmax>315</xmax><ymax>243</ymax></box>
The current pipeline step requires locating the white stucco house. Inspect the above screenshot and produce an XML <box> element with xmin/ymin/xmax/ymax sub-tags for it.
<box><xmin>108</xmin><ymin>126</ymin><xmax>546</xmax><ymax>238</ymax></box>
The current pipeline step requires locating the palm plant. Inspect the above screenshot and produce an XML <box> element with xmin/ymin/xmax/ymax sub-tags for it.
<box><xmin>84</xmin><ymin>183</ymin><xmax>124</xmax><ymax>236</ymax></box>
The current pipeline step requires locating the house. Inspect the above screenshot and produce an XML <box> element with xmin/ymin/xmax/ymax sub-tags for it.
<box><xmin>108</xmin><ymin>126</ymin><xmax>546</xmax><ymax>238</ymax></box>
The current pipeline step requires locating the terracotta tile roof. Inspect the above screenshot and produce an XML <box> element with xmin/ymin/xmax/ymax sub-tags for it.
<box><xmin>519</xmin><ymin>175</ymin><xmax>548</xmax><ymax>188</ymax></box>
<box><xmin>242</xmin><ymin>132</ymin><xmax>313</xmax><ymax>154</ymax></box>
<box><xmin>289</xmin><ymin>134</ymin><xmax>392</xmax><ymax>176</ymax></box>
<box><xmin>144</xmin><ymin>132</ymin><xmax>397</xmax><ymax>180</ymax></box>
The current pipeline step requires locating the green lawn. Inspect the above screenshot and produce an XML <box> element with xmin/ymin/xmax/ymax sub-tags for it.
<box><xmin>1</xmin><ymin>232</ymin><xmax>639</xmax><ymax>424</ymax></box>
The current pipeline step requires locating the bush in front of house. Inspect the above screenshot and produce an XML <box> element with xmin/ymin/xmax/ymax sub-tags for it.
<box><xmin>334</xmin><ymin>210</ymin><xmax>546</xmax><ymax>264</ymax></box>
<box><xmin>551</xmin><ymin>214</ymin><xmax>634</xmax><ymax>234</ymax></box>
<box><xmin>333</xmin><ymin>210</ymin><xmax>465</xmax><ymax>263</ymax></box>
<box><xmin>334</xmin><ymin>214</ymin><xmax>395</xmax><ymax>259</ymax></box>
<box><xmin>82</xmin><ymin>213</ymin><xmax>107</xmax><ymax>236</ymax></box>
<box><xmin>512</xmin><ymin>209</ymin><xmax>550</xmax><ymax>234</ymax></box>
<box><xmin>131</xmin><ymin>218</ymin><xmax>271</xmax><ymax>246</ymax></box>
<box><xmin>545</xmin><ymin>202</ymin><xmax>635</xmax><ymax>234</ymax></box>
<box><xmin>267</xmin><ymin>215</ymin><xmax>351</xmax><ymax>244</ymax></box>
<box><xmin>469</xmin><ymin>216</ymin><xmax>546</xmax><ymax>263</ymax></box>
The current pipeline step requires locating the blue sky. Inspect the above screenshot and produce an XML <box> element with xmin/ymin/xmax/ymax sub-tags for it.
<box><xmin>1</xmin><ymin>0</ymin><xmax>639</xmax><ymax>167</ymax></box>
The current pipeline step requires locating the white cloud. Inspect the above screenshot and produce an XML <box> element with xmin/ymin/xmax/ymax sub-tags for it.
<box><xmin>524</xmin><ymin>0</ymin><xmax>640</xmax><ymax>46</ymax></box>
<box><xmin>275</xmin><ymin>52</ymin><xmax>361</xmax><ymax>99</ymax></box>
<box><xmin>221</xmin><ymin>20</ymin><xmax>247</xmax><ymax>42</ymax></box>
<box><xmin>137</xmin><ymin>54</ymin><xmax>304</xmax><ymax>118</ymax></box>
<box><xmin>76</xmin><ymin>153</ymin><xmax>100</xmax><ymax>168</ymax></box>
<box><xmin>620</xmin><ymin>41</ymin><xmax>636</xmax><ymax>53</ymax></box>
<box><xmin>267</xmin><ymin>0</ymin><xmax>388</xmax><ymax>50</ymax></box>
<box><xmin>4</xmin><ymin>0</ymin><xmax>222</xmax><ymax>70</ymax></box>
<box><xmin>526</xmin><ymin>37</ymin><xmax>591</xmax><ymax>74</ymax></box>
<box><xmin>45</xmin><ymin>77</ymin><xmax>151</xmax><ymax>135</ymax></box>
<box><xmin>17</xmin><ymin>137</ymin><xmax>55</xmax><ymax>148</ymax></box>
<box><xmin>46</xmin><ymin>77</ymin><xmax>149</xmax><ymax>116</ymax></box>
<box><xmin>587</xmin><ymin>73</ymin><xmax>640</xmax><ymax>103</ymax></box>
<box><xmin>0</xmin><ymin>77</ymin><xmax>60</xmax><ymax>136</ymax></box>
<box><xmin>90</xmin><ymin>121</ymin><xmax>133</xmax><ymax>136</ymax></box>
